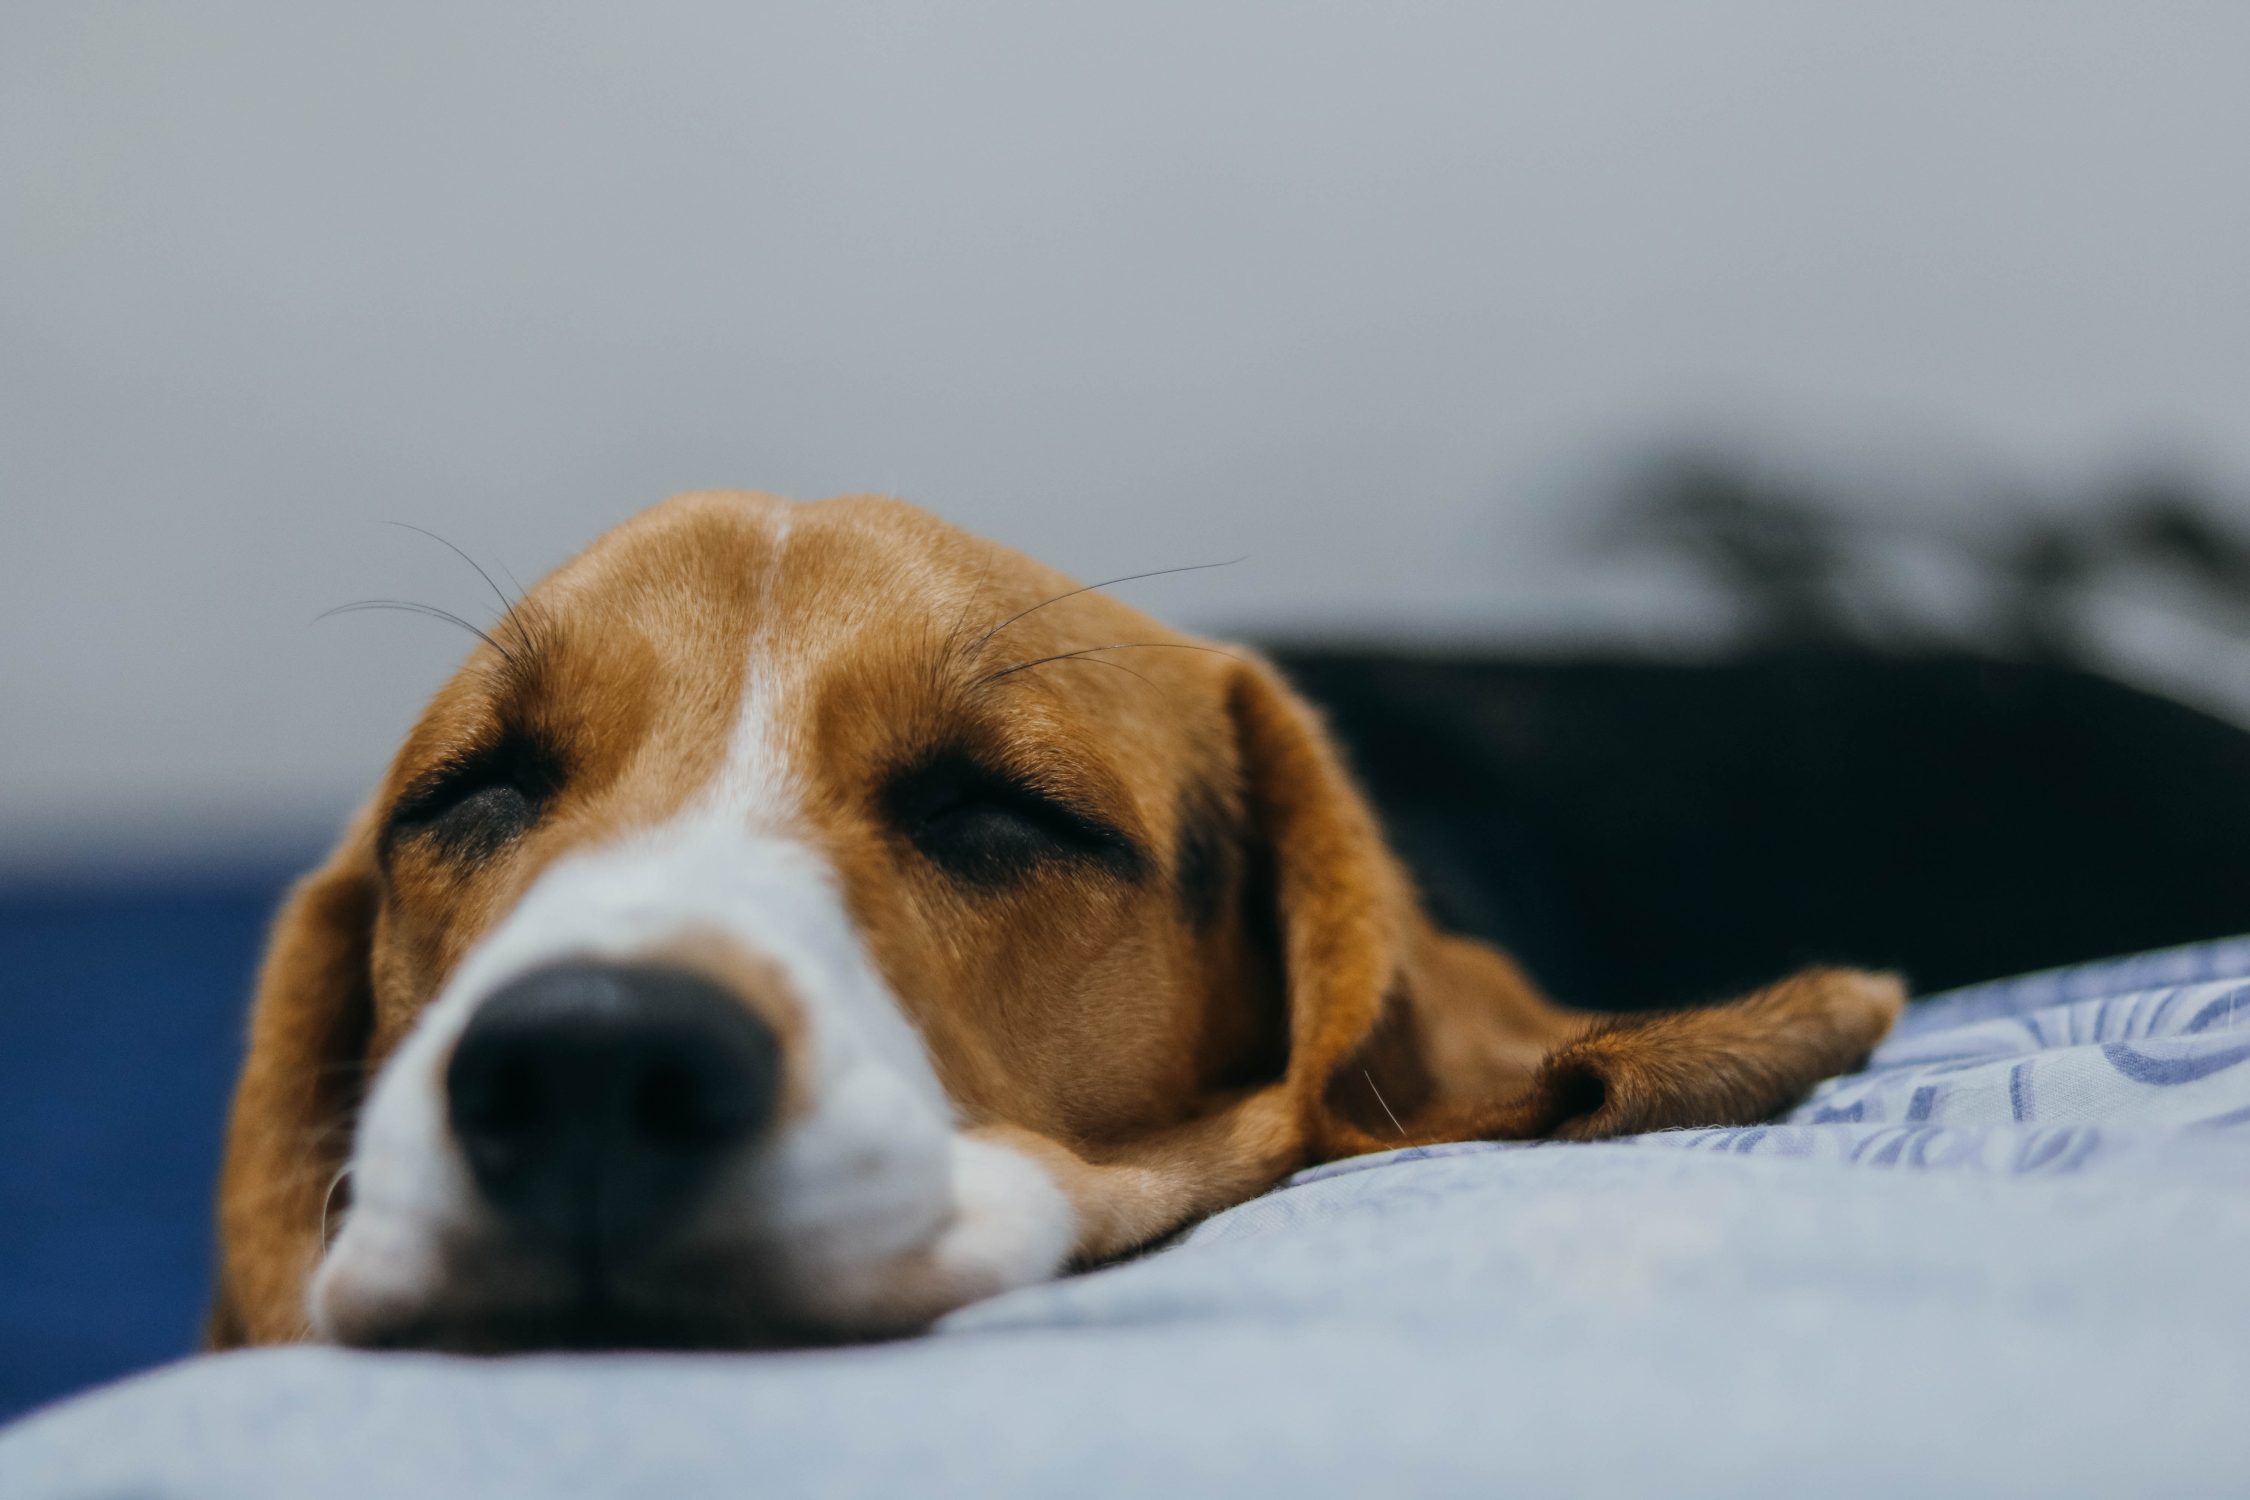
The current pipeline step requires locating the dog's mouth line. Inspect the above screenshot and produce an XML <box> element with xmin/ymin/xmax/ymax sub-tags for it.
<box><xmin>348</xmin><ymin>1283</ymin><xmax>858</xmax><ymax>1356</ymax></box>
<box><xmin>320</xmin><ymin>1170</ymin><xmax>983</xmax><ymax>1352</ymax></box>
<box><xmin>327</xmin><ymin>1213</ymin><xmax>913</xmax><ymax>1355</ymax></box>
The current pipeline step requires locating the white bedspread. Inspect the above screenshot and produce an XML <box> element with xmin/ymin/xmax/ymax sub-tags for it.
<box><xmin>7</xmin><ymin>938</ymin><xmax>2249</xmax><ymax>1498</ymax></box>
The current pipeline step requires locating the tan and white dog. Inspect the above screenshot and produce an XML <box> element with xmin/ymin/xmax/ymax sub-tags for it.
<box><xmin>211</xmin><ymin>491</ymin><xmax>1900</xmax><ymax>1352</ymax></box>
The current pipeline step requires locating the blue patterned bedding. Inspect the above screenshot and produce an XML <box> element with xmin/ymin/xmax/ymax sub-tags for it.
<box><xmin>1302</xmin><ymin>933</ymin><xmax>2250</xmax><ymax>1188</ymax></box>
<box><xmin>6</xmin><ymin>938</ymin><xmax>2250</xmax><ymax>1498</ymax></box>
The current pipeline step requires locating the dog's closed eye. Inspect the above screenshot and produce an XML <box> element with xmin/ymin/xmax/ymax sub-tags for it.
<box><xmin>386</xmin><ymin>730</ymin><xmax>564</xmax><ymax>864</ymax></box>
<box><xmin>885</xmin><ymin>750</ymin><xmax>1143</xmax><ymax>887</ymax></box>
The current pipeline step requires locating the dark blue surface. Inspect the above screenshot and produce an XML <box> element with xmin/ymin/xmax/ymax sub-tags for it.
<box><xmin>0</xmin><ymin>870</ymin><xmax>292</xmax><ymax>1422</ymax></box>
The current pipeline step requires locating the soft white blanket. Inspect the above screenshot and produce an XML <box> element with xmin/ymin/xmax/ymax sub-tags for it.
<box><xmin>7</xmin><ymin>937</ymin><xmax>2248</xmax><ymax>1498</ymax></box>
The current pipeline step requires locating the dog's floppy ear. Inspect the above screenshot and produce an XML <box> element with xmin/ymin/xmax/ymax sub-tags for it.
<box><xmin>1225</xmin><ymin>655</ymin><xmax>1902</xmax><ymax>1166</ymax></box>
<box><xmin>207</xmin><ymin>807</ymin><xmax>381</xmax><ymax>1348</ymax></box>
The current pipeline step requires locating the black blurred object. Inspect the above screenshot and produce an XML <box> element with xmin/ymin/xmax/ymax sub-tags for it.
<box><xmin>1269</xmin><ymin>461</ymin><xmax>2250</xmax><ymax>1012</ymax></box>
<box><xmin>1273</xmin><ymin>648</ymin><xmax>2250</xmax><ymax>1012</ymax></box>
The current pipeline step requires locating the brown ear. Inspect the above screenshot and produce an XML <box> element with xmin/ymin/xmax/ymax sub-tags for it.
<box><xmin>207</xmin><ymin>808</ymin><xmax>381</xmax><ymax>1348</ymax></box>
<box><xmin>1224</xmin><ymin>656</ymin><xmax>1563</xmax><ymax>1157</ymax></box>
<box><xmin>1227</xmin><ymin>656</ymin><xmax>1903</xmax><ymax>1162</ymax></box>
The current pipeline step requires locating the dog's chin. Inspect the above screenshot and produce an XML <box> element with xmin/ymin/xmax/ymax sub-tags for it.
<box><xmin>311</xmin><ymin>1235</ymin><xmax>875</xmax><ymax>1355</ymax></box>
<box><xmin>344</xmin><ymin>1293</ymin><xmax>855</xmax><ymax>1357</ymax></box>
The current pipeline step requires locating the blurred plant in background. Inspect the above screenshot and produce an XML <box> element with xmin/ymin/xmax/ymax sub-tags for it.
<box><xmin>1603</xmin><ymin>454</ymin><xmax>2250</xmax><ymax>725</ymax></box>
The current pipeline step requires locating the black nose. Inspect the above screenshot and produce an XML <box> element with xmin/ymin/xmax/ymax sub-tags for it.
<box><xmin>445</xmin><ymin>961</ymin><xmax>782</xmax><ymax>1265</ymax></box>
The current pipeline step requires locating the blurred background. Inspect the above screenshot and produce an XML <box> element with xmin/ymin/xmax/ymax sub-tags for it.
<box><xmin>5</xmin><ymin>1</ymin><xmax>2249</xmax><ymax>1419</ymax></box>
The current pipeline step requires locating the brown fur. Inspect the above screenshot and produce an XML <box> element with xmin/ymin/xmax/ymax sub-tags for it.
<box><xmin>211</xmin><ymin>491</ymin><xmax>1901</xmax><ymax>1345</ymax></box>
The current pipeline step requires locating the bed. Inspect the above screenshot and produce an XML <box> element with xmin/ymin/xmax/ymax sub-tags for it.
<box><xmin>5</xmin><ymin>935</ymin><xmax>2248</xmax><ymax>1497</ymax></box>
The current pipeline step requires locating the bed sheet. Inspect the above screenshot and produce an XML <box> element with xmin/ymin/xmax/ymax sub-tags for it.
<box><xmin>6</xmin><ymin>937</ymin><xmax>2248</xmax><ymax>1498</ymax></box>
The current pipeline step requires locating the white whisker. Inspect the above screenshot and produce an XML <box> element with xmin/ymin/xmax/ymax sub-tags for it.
<box><xmin>1364</xmin><ymin>1069</ymin><xmax>1406</xmax><ymax>1138</ymax></box>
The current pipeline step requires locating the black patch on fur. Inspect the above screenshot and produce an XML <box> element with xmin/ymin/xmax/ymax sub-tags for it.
<box><xmin>1217</xmin><ymin>795</ymin><xmax>1291</xmax><ymax>1088</ymax></box>
<box><xmin>1172</xmin><ymin>775</ymin><xmax>1237</xmax><ymax>931</ymax></box>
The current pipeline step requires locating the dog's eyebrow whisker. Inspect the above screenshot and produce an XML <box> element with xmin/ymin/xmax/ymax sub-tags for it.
<box><xmin>940</xmin><ymin>591</ymin><xmax>987</xmax><ymax>674</ymax></box>
<box><xmin>995</xmin><ymin>652</ymin><xmax>1156</xmax><ymax>688</ymax></box>
<box><xmin>317</xmin><ymin>600</ymin><xmax>520</xmax><ymax>667</ymax></box>
<box><xmin>380</xmin><ymin>520</ymin><xmax>542</xmax><ymax>660</ymax></box>
<box><xmin>971</xmin><ymin>557</ymin><xmax>1247</xmax><ymax>653</ymax></box>
<box><xmin>381</xmin><ymin>521</ymin><xmax>518</xmax><ymax>614</ymax></box>
<box><xmin>980</xmin><ymin>641</ymin><xmax>1244</xmax><ymax>686</ymax></box>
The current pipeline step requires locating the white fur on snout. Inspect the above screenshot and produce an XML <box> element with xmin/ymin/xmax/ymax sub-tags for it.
<box><xmin>311</xmin><ymin>555</ymin><xmax>1077</xmax><ymax>1343</ymax></box>
<box><xmin>779</xmin><ymin>1134</ymin><xmax>1077</xmax><ymax>1335</ymax></box>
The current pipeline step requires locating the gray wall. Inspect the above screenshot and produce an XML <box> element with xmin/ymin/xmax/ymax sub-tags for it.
<box><xmin>6</xmin><ymin>3</ymin><xmax>2249</xmax><ymax>873</ymax></box>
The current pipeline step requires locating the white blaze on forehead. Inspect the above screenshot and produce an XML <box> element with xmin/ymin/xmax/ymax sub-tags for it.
<box><xmin>704</xmin><ymin>504</ymin><xmax>800</xmax><ymax>831</ymax></box>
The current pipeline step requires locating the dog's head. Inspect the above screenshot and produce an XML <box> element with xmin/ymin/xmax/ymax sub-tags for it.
<box><xmin>213</xmin><ymin>492</ymin><xmax>1898</xmax><ymax>1351</ymax></box>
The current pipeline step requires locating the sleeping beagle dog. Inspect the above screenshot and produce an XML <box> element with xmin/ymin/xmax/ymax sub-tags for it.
<box><xmin>211</xmin><ymin>491</ymin><xmax>1899</xmax><ymax>1352</ymax></box>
